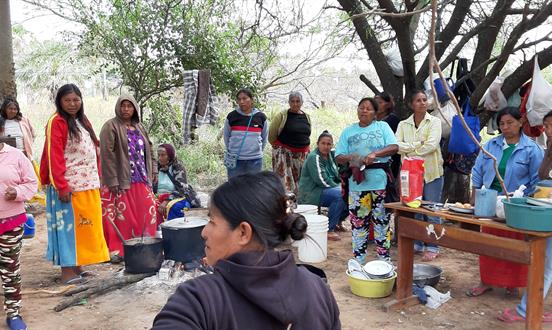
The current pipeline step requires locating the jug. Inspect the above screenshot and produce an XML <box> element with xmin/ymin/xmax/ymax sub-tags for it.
<box><xmin>474</xmin><ymin>188</ymin><xmax>497</xmax><ymax>217</ymax></box>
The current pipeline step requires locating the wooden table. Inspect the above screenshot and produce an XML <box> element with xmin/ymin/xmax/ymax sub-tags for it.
<box><xmin>384</xmin><ymin>202</ymin><xmax>552</xmax><ymax>330</ymax></box>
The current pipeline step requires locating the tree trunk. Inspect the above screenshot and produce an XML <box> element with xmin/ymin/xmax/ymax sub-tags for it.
<box><xmin>0</xmin><ymin>0</ymin><xmax>16</xmax><ymax>99</ymax></box>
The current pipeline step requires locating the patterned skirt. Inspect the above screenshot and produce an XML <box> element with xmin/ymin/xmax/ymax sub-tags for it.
<box><xmin>272</xmin><ymin>146</ymin><xmax>308</xmax><ymax>194</ymax></box>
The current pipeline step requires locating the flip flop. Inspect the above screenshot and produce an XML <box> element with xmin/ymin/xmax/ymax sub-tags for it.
<box><xmin>497</xmin><ymin>308</ymin><xmax>524</xmax><ymax>323</ymax></box>
<box><xmin>465</xmin><ymin>285</ymin><xmax>493</xmax><ymax>297</ymax></box>
<box><xmin>64</xmin><ymin>275</ymin><xmax>88</xmax><ymax>285</ymax></box>
<box><xmin>422</xmin><ymin>251</ymin><xmax>439</xmax><ymax>262</ymax></box>
<box><xmin>79</xmin><ymin>271</ymin><xmax>97</xmax><ymax>277</ymax></box>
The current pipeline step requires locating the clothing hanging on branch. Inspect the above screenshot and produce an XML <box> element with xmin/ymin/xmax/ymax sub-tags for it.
<box><xmin>182</xmin><ymin>70</ymin><xmax>218</xmax><ymax>144</ymax></box>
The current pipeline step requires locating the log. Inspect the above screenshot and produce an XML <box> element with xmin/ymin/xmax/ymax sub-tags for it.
<box><xmin>54</xmin><ymin>273</ymin><xmax>154</xmax><ymax>312</ymax></box>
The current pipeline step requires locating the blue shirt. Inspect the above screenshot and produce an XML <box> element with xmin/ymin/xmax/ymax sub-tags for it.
<box><xmin>472</xmin><ymin>134</ymin><xmax>544</xmax><ymax>195</ymax></box>
<box><xmin>335</xmin><ymin>121</ymin><xmax>397</xmax><ymax>191</ymax></box>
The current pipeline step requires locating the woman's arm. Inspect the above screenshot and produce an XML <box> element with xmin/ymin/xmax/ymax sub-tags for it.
<box><xmin>99</xmin><ymin>121</ymin><xmax>119</xmax><ymax>190</ymax></box>
<box><xmin>395</xmin><ymin>122</ymin><xmax>420</xmax><ymax>154</ymax></box>
<box><xmin>538</xmin><ymin>146</ymin><xmax>552</xmax><ymax>180</ymax></box>
<box><xmin>48</xmin><ymin>119</ymin><xmax>71</xmax><ymax>196</ymax></box>
<box><xmin>305</xmin><ymin>155</ymin><xmax>338</xmax><ymax>188</ymax></box>
<box><xmin>412</xmin><ymin>118</ymin><xmax>442</xmax><ymax>156</ymax></box>
<box><xmin>13</xmin><ymin>155</ymin><xmax>38</xmax><ymax>202</ymax></box>
<box><xmin>268</xmin><ymin>111</ymin><xmax>283</xmax><ymax>146</ymax></box>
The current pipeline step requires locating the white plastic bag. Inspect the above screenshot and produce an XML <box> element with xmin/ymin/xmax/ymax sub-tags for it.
<box><xmin>385</xmin><ymin>48</ymin><xmax>403</xmax><ymax>77</ymax></box>
<box><xmin>496</xmin><ymin>185</ymin><xmax>526</xmax><ymax>218</ymax></box>
<box><xmin>431</xmin><ymin>100</ymin><xmax>456</xmax><ymax>139</ymax></box>
<box><xmin>527</xmin><ymin>55</ymin><xmax>552</xmax><ymax>126</ymax></box>
<box><xmin>483</xmin><ymin>76</ymin><xmax>507</xmax><ymax>112</ymax></box>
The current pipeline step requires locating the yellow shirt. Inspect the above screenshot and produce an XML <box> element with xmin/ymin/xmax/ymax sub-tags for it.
<box><xmin>395</xmin><ymin>112</ymin><xmax>444</xmax><ymax>183</ymax></box>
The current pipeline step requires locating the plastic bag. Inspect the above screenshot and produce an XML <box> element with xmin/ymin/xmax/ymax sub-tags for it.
<box><xmin>432</xmin><ymin>100</ymin><xmax>456</xmax><ymax>139</ymax></box>
<box><xmin>385</xmin><ymin>48</ymin><xmax>403</xmax><ymax>77</ymax></box>
<box><xmin>448</xmin><ymin>99</ymin><xmax>481</xmax><ymax>155</ymax></box>
<box><xmin>496</xmin><ymin>185</ymin><xmax>526</xmax><ymax>218</ymax></box>
<box><xmin>483</xmin><ymin>76</ymin><xmax>507</xmax><ymax>112</ymax></box>
<box><xmin>399</xmin><ymin>157</ymin><xmax>425</xmax><ymax>204</ymax></box>
<box><xmin>527</xmin><ymin>55</ymin><xmax>552</xmax><ymax>126</ymax></box>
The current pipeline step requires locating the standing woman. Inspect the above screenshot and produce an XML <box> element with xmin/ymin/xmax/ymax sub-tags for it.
<box><xmin>269</xmin><ymin>92</ymin><xmax>311</xmax><ymax>193</ymax></box>
<box><xmin>223</xmin><ymin>89</ymin><xmax>268</xmax><ymax>179</ymax></box>
<box><xmin>40</xmin><ymin>84</ymin><xmax>109</xmax><ymax>283</ymax></box>
<box><xmin>335</xmin><ymin>97</ymin><xmax>398</xmax><ymax>263</ymax></box>
<box><xmin>100</xmin><ymin>95</ymin><xmax>158</xmax><ymax>261</ymax></box>
<box><xmin>0</xmin><ymin>116</ymin><xmax>37</xmax><ymax>330</ymax></box>
<box><xmin>395</xmin><ymin>90</ymin><xmax>444</xmax><ymax>262</ymax></box>
<box><xmin>0</xmin><ymin>97</ymin><xmax>36</xmax><ymax>161</ymax></box>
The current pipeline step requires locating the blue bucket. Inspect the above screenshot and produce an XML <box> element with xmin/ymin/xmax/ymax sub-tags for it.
<box><xmin>23</xmin><ymin>214</ymin><xmax>35</xmax><ymax>239</ymax></box>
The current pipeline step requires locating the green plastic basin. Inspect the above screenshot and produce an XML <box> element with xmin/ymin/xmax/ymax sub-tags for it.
<box><xmin>503</xmin><ymin>198</ymin><xmax>552</xmax><ymax>232</ymax></box>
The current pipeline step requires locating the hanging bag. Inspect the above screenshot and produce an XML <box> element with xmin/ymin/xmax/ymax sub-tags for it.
<box><xmin>448</xmin><ymin>98</ymin><xmax>480</xmax><ymax>155</ymax></box>
<box><xmin>224</xmin><ymin>114</ymin><xmax>253</xmax><ymax>169</ymax></box>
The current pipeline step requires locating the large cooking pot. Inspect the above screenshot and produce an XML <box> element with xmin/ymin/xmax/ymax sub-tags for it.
<box><xmin>160</xmin><ymin>217</ymin><xmax>208</xmax><ymax>263</ymax></box>
<box><xmin>123</xmin><ymin>237</ymin><xmax>164</xmax><ymax>274</ymax></box>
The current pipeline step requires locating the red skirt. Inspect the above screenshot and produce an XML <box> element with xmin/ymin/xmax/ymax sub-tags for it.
<box><xmin>479</xmin><ymin>227</ymin><xmax>528</xmax><ymax>288</ymax></box>
<box><xmin>101</xmin><ymin>182</ymin><xmax>160</xmax><ymax>257</ymax></box>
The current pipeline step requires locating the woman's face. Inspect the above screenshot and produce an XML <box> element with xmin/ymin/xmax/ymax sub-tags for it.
<box><xmin>158</xmin><ymin>147</ymin><xmax>169</xmax><ymax>166</ymax></box>
<box><xmin>499</xmin><ymin>114</ymin><xmax>522</xmax><ymax>140</ymax></box>
<box><xmin>4</xmin><ymin>103</ymin><xmax>18</xmax><ymax>120</ymax></box>
<box><xmin>237</xmin><ymin>92</ymin><xmax>253</xmax><ymax>112</ymax></box>
<box><xmin>201</xmin><ymin>206</ymin><xmax>245</xmax><ymax>266</ymax></box>
<box><xmin>317</xmin><ymin>136</ymin><xmax>333</xmax><ymax>156</ymax></box>
<box><xmin>544</xmin><ymin>116</ymin><xmax>552</xmax><ymax>140</ymax></box>
<box><xmin>375</xmin><ymin>96</ymin><xmax>389</xmax><ymax>114</ymax></box>
<box><xmin>60</xmin><ymin>92</ymin><xmax>82</xmax><ymax>117</ymax></box>
<box><xmin>120</xmin><ymin>100</ymin><xmax>135</xmax><ymax>121</ymax></box>
<box><xmin>357</xmin><ymin>100</ymin><xmax>376</xmax><ymax>126</ymax></box>
<box><xmin>289</xmin><ymin>96</ymin><xmax>302</xmax><ymax>112</ymax></box>
<box><xmin>411</xmin><ymin>92</ymin><xmax>428</xmax><ymax>115</ymax></box>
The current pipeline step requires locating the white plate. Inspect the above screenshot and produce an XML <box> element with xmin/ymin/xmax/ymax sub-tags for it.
<box><xmin>448</xmin><ymin>205</ymin><xmax>474</xmax><ymax>214</ymax></box>
<box><xmin>363</xmin><ymin>260</ymin><xmax>394</xmax><ymax>276</ymax></box>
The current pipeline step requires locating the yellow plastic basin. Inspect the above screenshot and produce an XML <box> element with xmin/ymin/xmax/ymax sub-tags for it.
<box><xmin>346</xmin><ymin>271</ymin><xmax>397</xmax><ymax>298</ymax></box>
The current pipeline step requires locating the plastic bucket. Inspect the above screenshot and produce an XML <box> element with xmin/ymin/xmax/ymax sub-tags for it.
<box><xmin>503</xmin><ymin>198</ymin><xmax>552</xmax><ymax>231</ymax></box>
<box><xmin>23</xmin><ymin>214</ymin><xmax>35</xmax><ymax>239</ymax></box>
<box><xmin>474</xmin><ymin>188</ymin><xmax>497</xmax><ymax>217</ymax></box>
<box><xmin>297</xmin><ymin>214</ymin><xmax>328</xmax><ymax>263</ymax></box>
<box><xmin>295</xmin><ymin>204</ymin><xmax>319</xmax><ymax>215</ymax></box>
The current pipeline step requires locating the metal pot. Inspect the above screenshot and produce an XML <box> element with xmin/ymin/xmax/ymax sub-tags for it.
<box><xmin>413</xmin><ymin>263</ymin><xmax>442</xmax><ymax>287</ymax></box>
<box><xmin>123</xmin><ymin>237</ymin><xmax>164</xmax><ymax>274</ymax></box>
<box><xmin>160</xmin><ymin>217</ymin><xmax>208</xmax><ymax>263</ymax></box>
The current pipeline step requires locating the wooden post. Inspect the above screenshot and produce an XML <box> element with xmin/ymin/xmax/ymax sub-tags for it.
<box><xmin>526</xmin><ymin>238</ymin><xmax>547</xmax><ymax>330</ymax></box>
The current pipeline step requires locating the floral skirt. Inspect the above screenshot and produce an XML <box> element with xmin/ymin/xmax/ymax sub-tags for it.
<box><xmin>272</xmin><ymin>146</ymin><xmax>308</xmax><ymax>194</ymax></box>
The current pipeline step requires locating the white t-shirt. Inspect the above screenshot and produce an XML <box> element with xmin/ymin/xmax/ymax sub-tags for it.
<box><xmin>3</xmin><ymin>119</ymin><xmax>24</xmax><ymax>151</ymax></box>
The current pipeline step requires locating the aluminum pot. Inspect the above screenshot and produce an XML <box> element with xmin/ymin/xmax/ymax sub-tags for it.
<box><xmin>123</xmin><ymin>237</ymin><xmax>164</xmax><ymax>274</ymax></box>
<box><xmin>413</xmin><ymin>263</ymin><xmax>442</xmax><ymax>287</ymax></box>
<box><xmin>160</xmin><ymin>217</ymin><xmax>208</xmax><ymax>263</ymax></box>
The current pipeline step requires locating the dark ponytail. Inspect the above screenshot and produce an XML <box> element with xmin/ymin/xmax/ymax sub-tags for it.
<box><xmin>317</xmin><ymin>130</ymin><xmax>333</xmax><ymax>143</ymax></box>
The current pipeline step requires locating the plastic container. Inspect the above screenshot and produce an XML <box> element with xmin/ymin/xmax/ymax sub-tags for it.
<box><xmin>23</xmin><ymin>214</ymin><xmax>35</xmax><ymax>239</ymax></box>
<box><xmin>297</xmin><ymin>214</ymin><xmax>328</xmax><ymax>263</ymax></box>
<box><xmin>503</xmin><ymin>197</ymin><xmax>552</xmax><ymax>231</ymax></box>
<box><xmin>294</xmin><ymin>204</ymin><xmax>319</xmax><ymax>215</ymax></box>
<box><xmin>474</xmin><ymin>188</ymin><xmax>497</xmax><ymax>217</ymax></box>
<box><xmin>346</xmin><ymin>270</ymin><xmax>397</xmax><ymax>298</ymax></box>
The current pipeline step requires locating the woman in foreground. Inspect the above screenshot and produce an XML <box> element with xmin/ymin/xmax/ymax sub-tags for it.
<box><xmin>153</xmin><ymin>171</ymin><xmax>340</xmax><ymax>329</ymax></box>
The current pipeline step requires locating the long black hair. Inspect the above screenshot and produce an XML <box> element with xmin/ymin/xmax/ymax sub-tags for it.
<box><xmin>0</xmin><ymin>97</ymin><xmax>22</xmax><ymax>121</ymax></box>
<box><xmin>54</xmin><ymin>84</ymin><xmax>98</xmax><ymax>144</ymax></box>
<box><xmin>210</xmin><ymin>171</ymin><xmax>307</xmax><ymax>249</ymax></box>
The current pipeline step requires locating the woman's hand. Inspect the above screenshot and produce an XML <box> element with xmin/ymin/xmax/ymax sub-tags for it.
<box><xmin>158</xmin><ymin>200</ymin><xmax>169</xmax><ymax>216</ymax></box>
<box><xmin>363</xmin><ymin>152</ymin><xmax>377</xmax><ymax>165</ymax></box>
<box><xmin>59</xmin><ymin>190</ymin><xmax>72</xmax><ymax>203</ymax></box>
<box><xmin>152</xmin><ymin>173</ymin><xmax>158</xmax><ymax>185</ymax></box>
<box><xmin>4</xmin><ymin>187</ymin><xmax>17</xmax><ymax>201</ymax></box>
<box><xmin>109</xmin><ymin>185</ymin><xmax>119</xmax><ymax>195</ymax></box>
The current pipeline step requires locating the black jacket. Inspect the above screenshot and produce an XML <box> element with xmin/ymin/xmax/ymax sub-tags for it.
<box><xmin>152</xmin><ymin>250</ymin><xmax>341</xmax><ymax>330</ymax></box>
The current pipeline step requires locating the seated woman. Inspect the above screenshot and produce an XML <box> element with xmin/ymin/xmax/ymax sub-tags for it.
<box><xmin>298</xmin><ymin>131</ymin><xmax>348</xmax><ymax>241</ymax></box>
<box><xmin>152</xmin><ymin>171</ymin><xmax>340</xmax><ymax>329</ymax></box>
<box><xmin>155</xmin><ymin>143</ymin><xmax>201</xmax><ymax>220</ymax></box>
<box><xmin>467</xmin><ymin>107</ymin><xmax>544</xmax><ymax>297</ymax></box>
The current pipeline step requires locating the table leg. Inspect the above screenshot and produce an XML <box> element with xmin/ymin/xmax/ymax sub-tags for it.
<box><xmin>526</xmin><ymin>238</ymin><xmax>546</xmax><ymax>330</ymax></box>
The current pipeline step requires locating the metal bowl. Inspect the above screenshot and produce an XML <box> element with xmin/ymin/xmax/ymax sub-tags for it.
<box><xmin>413</xmin><ymin>263</ymin><xmax>442</xmax><ymax>287</ymax></box>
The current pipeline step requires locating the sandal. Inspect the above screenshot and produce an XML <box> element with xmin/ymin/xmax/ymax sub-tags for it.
<box><xmin>64</xmin><ymin>275</ymin><xmax>88</xmax><ymax>285</ymax></box>
<box><xmin>497</xmin><ymin>308</ymin><xmax>524</xmax><ymax>323</ymax></box>
<box><xmin>465</xmin><ymin>285</ymin><xmax>493</xmax><ymax>297</ymax></box>
<box><xmin>422</xmin><ymin>251</ymin><xmax>438</xmax><ymax>262</ymax></box>
<box><xmin>79</xmin><ymin>271</ymin><xmax>97</xmax><ymax>277</ymax></box>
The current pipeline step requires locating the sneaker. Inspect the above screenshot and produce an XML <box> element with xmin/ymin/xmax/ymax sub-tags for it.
<box><xmin>6</xmin><ymin>316</ymin><xmax>27</xmax><ymax>330</ymax></box>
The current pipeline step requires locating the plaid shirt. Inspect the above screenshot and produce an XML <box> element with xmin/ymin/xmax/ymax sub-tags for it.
<box><xmin>182</xmin><ymin>70</ymin><xmax>218</xmax><ymax>144</ymax></box>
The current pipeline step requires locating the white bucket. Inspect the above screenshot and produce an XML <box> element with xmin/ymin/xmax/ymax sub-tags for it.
<box><xmin>297</xmin><ymin>214</ymin><xmax>328</xmax><ymax>263</ymax></box>
<box><xmin>295</xmin><ymin>204</ymin><xmax>319</xmax><ymax>215</ymax></box>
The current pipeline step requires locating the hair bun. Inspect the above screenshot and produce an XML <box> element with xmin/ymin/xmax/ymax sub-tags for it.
<box><xmin>282</xmin><ymin>213</ymin><xmax>307</xmax><ymax>241</ymax></box>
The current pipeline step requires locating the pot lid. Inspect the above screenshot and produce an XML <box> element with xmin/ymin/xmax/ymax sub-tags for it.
<box><xmin>161</xmin><ymin>216</ymin><xmax>208</xmax><ymax>229</ymax></box>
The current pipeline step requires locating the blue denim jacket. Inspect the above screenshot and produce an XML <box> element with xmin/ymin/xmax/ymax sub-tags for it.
<box><xmin>472</xmin><ymin>134</ymin><xmax>544</xmax><ymax>195</ymax></box>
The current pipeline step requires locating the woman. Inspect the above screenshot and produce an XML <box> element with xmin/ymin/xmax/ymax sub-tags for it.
<box><xmin>498</xmin><ymin>110</ymin><xmax>552</xmax><ymax>323</ymax></box>
<box><xmin>269</xmin><ymin>92</ymin><xmax>311</xmax><ymax>193</ymax></box>
<box><xmin>395</xmin><ymin>90</ymin><xmax>444</xmax><ymax>262</ymax></box>
<box><xmin>223</xmin><ymin>89</ymin><xmax>268</xmax><ymax>179</ymax></box>
<box><xmin>0</xmin><ymin>116</ymin><xmax>37</xmax><ymax>330</ymax></box>
<box><xmin>298</xmin><ymin>131</ymin><xmax>348</xmax><ymax>241</ymax></box>
<box><xmin>153</xmin><ymin>171</ymin><xmax>340</xmax><ymax>329</ymax></box>
<box><xmin>467</xmin><ymin>107</ymin><xmax>544</xmax><ymax>297</ymax></box>
<box><xmin>100</xmin><ymin>95</ymin><xmax>158</xmax><ymax>261</ymax></box>
<box><xmin>155</xmin><ymin>143</ymin><xmax>201</xmax><ymax>220</ymax></box>
<box><xmin>0</xmin><ymin>97</ymin><xmax>35</xmax><ymax>160</ymax></box>
<box><xmin>335</xmin><ymin>97</ymin><xmax>398</xmax><ymax>263</ymax></box>
<box><xmin>375</xmin><ymin>92</ymin><xmax>401</xmax><ymax>179</ymax></box>
<box><xmin>40</xmin><ymin>84</ymin><xmax>109</xmax><ymax>283</ymax></box>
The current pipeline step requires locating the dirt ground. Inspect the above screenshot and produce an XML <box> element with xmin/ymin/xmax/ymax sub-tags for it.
<box><xmin>11</xmin><ymin>213</ymin><xmax>552</xmax><ymax>330</ymax></box>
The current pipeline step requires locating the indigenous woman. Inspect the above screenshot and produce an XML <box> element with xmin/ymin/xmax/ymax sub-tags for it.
<box><xmin>395</xmin><ymin>90</ymin><xmax>444</xmax><ymax>262</ymax></box>
<box><xmin>0</xmin><ymin>116</ymin><xmax>38</xmax><ymax>330</ymax></box>
<box><xmin>0</xmin><ymin>97</ymin><xmax>36</xmax><ymax>160</ymax></box>
<box><xmin>269</xmin><ymin>92</ymin><xmax>311</xmax><ymax>193</ymax></box>
<box><xmin>40</xmin><ymin>84</ymin><xmax>109</xmax><ymax>284</ymax></box>
<box><xmin>298</xmin><ymin>131</ymin><xmax>348</xmax><ymax>241</ymax></box>
<box><xmin>335</xmin><ymin>97</ymin><xmax>398</xmax><ymax>263</ymax></box>
<box><xmin>223</xmin><ymin>89</ymin><xmax>268</xmax><ymax>179</ymax></box>
<box><xmin>153</xmin><ymin>172</ymin><xmax>340</xmax><ymax>329</ymax></box>
<box><xmin>155</xmin><ymin>143</ymin><xmax>201</xmax><ymax>220</ymax></box>
<box><xmin>100</xmin><ymin>95</ymin><xmax>158</xmax><ymax>261</ymax></box>
<box><xmin>468</xmin><ymin>107</ymin><xmax>544</xmax><ymax>297</ymax></box>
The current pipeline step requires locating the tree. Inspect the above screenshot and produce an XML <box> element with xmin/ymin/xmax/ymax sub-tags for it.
<box><xmin>0</xmin><ymin>0</ymin><xmax>17</xmax><ymax>99</ymax></box>
<box><xmin>334</xmin><ymin>0</ymin><xmax>552</xmax><ymax>112</ymax></box>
